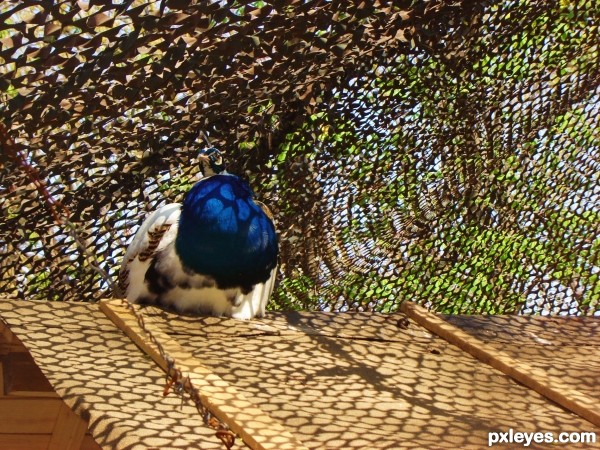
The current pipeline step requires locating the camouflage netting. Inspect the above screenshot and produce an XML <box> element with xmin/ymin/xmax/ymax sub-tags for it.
<box><xmin>1</xmin><ymin>0</ymin><xmax>599</xmax><ymax>315</ymax></box>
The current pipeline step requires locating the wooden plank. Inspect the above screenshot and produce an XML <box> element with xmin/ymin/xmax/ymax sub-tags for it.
<box><xmin>48</xmin><ymin>402</ymin><xmax>88</xmax><ymax>450</ymax></box>
<box><xmin>99</xmin><ymin>299</ymin><xmax>309</xmax><ymax>450</ymax></box>
<box><xmin>0</xmin><ymin>398</ymin><xmax>62</xmax><ymax>433</ymax></box>
<box><xmin>0</xmin><ymin>434</ymin><xmax>50</xmax><ymax>450</ymax></box>
<box><xmin>400</xmin><ymin>301</ymin><xmax>600</xmax><ymax>428</ymax></box>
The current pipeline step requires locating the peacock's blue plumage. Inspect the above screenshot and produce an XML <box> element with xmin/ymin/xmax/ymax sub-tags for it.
<box><xmin>176</xmin><ymin>174</ymin><xmax>278</xmax><ymax>293</ymax></box>
<box><xmin>119</xmin><ymin>147</ymin><xmax>279</xmax><ymax>319</ymax></box>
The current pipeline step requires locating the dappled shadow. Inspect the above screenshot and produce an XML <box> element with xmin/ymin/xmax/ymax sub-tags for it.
<box><xmin>1</xmin><ymin>299</ymin><xmax>599</xmax><ymax>449</ymax></box>
<box><xmin>155</xmin><ymin>308</ymin><xmax>600</xmax><ymax>449</ymax></box>
<box><xmin>0</xmin><ymin>300</ymin><xmax>226</xmax><ymax>449</ymax></box>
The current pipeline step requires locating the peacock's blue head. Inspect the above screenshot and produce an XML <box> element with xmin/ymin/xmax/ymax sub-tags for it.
<box><xmin>176</xmin><ymin>174</ymin><xmax>278</xmax><ymax>292</ymax></box>
<box><xmin>198</xmin><ymin>147</ymin><xmax>226</xmax><ymax>177</ymax></box>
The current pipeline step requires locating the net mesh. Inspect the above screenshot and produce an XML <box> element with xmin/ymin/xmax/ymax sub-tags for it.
<box><xmin>1</xmin><ymin>0</ymin><xmax>599</xmax><ymax>315</ymax></box>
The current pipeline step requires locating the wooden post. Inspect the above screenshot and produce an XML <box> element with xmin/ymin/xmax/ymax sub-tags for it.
<box><xmin>99</xmin><ymin>299</ymin><xmax>309</xmax><ymax>450</ymax></box>
<box><xmin>401</xmin><ymin>301</ymin><xmax>600</xmax><ymax>428</ymax></box>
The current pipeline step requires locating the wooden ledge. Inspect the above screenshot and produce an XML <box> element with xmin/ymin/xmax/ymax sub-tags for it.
<box><xmin>401</xmin><ymin>301</ymin><xmax>600</xmax><ymax>428</ymax></box>
<box><xmin>99</xmin><ymin>299</ymin><xmax>309</xmax><ymax>450</ymax></box>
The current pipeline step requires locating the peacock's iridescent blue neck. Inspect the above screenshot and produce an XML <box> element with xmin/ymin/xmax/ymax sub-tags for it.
<box><xmin>175</xmin><ymin>174</ymin><xmax>278</xmax><ymax>292</ymax></box>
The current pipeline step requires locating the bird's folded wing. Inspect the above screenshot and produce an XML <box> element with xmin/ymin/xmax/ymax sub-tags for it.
<box><xmin>118</xmin><ymin>203</ymin><xmax>181</xmax><ymax>295</ymax></box>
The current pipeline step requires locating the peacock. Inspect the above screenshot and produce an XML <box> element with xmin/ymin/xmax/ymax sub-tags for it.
<box><xmin>118</xmin><ymin>147</ymin><xmax>278</xmax><ymax>319</ymax></box>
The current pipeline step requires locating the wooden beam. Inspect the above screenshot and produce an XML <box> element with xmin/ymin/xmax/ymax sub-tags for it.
<box><xmin>0</xmin><ymin>398</ymin><xmax>62</xmax><ymax>433</ymax></box>
<box><xmin>99</xmin><ymin>299</ymin><xmax>309</xmax><ymax>450</ymax></box>
<box><xmin>48</xmin><ymin>402</ymin><xmax>88</xmax><ymax>450</ymax></box>
<box><xmin>400</xmin><ymin>301</ymin><xmax>600</xmax><ymax>428</ymax></box>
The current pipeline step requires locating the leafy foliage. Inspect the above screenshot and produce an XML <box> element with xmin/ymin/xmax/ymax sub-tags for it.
<box><xmin>1</xmin><ymin>0</ymin><xmax>599</xmax><ymax>315</ymax></box>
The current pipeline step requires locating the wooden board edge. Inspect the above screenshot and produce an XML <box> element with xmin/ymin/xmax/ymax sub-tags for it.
<box><xmin>99</xmin><ymin>299</ymin><xmax>168</xmax><ymax>372</ymax></box>
<box><xmin>99</xmin><ymin>299</ymin><xmax>309</xmax><ymax>450</ymax></box>
<box><xmin>400</xmin><ymin>301</ymin><xmax>600</xmax><ymax>428</ymax></box>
